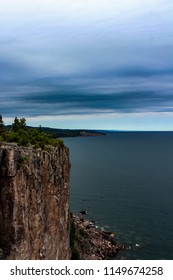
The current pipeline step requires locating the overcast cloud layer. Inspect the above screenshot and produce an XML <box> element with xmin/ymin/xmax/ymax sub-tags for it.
<box><xmin>0</xmin><ymin>0</ymin><xmax>173</xmax><ymax>129</ymax></box>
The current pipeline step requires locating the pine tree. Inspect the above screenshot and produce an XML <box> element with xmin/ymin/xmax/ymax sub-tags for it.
<box><xmin>12</xmin><ymin>117</ymin><xmax>27</xmax><ymax>132</ymax></box>
<box><xmin>0</xmin><ymin>114</ymin><xmax>5</xmax><ymax>132</ymax></box>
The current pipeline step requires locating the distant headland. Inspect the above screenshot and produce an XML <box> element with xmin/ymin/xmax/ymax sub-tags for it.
<box><xmin>1</xmin><ymin>115</ymin><xmax>105</xmax><ymax>139</ymax></box>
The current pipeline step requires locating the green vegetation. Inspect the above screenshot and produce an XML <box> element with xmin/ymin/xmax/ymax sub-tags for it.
<box><xmin>28</xmin><ymin>126</ymin><xmax>105</xmax><ymax>138</ymax></box>
<box><xmin>0</xmin><ymin>115</ymin><xmax>64</xmax><ymax>149</ymax></box>
<box><xmin>70</xmin><ymin>213</ymin><xmax>90</xmax><ymax>260</ymax></box>
<box><xmin>17</xmin><ymin>155</ymin><xmax>29</xmax><ymax>169</ymax></box>
<box><xmin>70</xmin><ymin>213</ymin><xmax>81</xmax><ymax>260</ymax></box>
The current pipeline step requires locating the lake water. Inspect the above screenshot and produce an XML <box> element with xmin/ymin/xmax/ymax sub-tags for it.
<box><xmin>64</xmin><ymin>132</ymin><xmax>173</xmax><ymax>260</ymax></box>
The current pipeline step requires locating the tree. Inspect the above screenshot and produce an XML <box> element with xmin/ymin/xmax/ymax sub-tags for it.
<box><xmin>0</xmin><ymin>114</ymin><xmax>5</xmax><ymax>131</ymax></box>
<box><xmin>1</xmin><ymin>116</ymin><xmax>64</xmax><ymax>148</ymax></box>
<box><xmin>12</xmin><ymin>117</ymin><xmax>27</xmax><ymax>132</ymax></box>
<box><xmin>0</xmin><ymin>115</ymin><xmax>5</xmax><ymax>137</ymax></box>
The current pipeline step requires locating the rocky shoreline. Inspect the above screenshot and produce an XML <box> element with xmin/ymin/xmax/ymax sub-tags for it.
<box><xmin>71</xmin><ymin>214</ymin><xmax>129</xmax><ymax>260</ymax></box>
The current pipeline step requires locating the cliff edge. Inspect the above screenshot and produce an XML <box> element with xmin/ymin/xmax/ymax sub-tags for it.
<box><xmin>0</xmin><ymin>143</ymin><xmax>71</xmax><ymax>260</ymax></box>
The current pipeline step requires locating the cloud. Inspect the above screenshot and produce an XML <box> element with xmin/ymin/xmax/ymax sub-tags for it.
<box><xmin>1</xmin><ymin>0</ymin><xmax>173</xmax><ymax>78</ymax></box>
<box><xmin>1</xmin><ymin>72</ymin><xmax>173</xmax><ymax>119</ymax></box>
<box><xmin>0</xmin><ymin>0</ymin><xmax>173</xmax><ymax>130</ymax></box>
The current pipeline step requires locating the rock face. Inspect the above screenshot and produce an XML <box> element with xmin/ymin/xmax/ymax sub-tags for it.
<box><xmin>0</xmin><ymin>143</ymin><xmax>71</xmax><ymax>260</ymax></box>
<box><xmin>71</xmin><ymin>215</ymin><xmax>123</xmax><ymax>260</ymax></box>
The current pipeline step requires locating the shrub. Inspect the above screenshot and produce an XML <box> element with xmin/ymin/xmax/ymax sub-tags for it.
<box><xmin>0</xmin><ymin>116</ymin><xmax>64</xmax><ymax>149</ymax></box>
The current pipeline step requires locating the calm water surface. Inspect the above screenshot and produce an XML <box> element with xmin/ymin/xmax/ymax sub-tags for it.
<box><xmin>64</xmin><ymin>132</ymin><xmax>173</xmax><ymax>260</ymax></box>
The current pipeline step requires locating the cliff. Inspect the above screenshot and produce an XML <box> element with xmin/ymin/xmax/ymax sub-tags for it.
<box><xmin>0</xmin><ymin>143</ymin><xmax>71</xmax><ymax>260</ymax></box>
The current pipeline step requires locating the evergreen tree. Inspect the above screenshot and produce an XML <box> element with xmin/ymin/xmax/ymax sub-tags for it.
<box><xmin>0</xmin><ymin>114</ymin><xmax>5</xmax><ymax>132</ymax></box>
<box><xmin>0</xmin><ymin>116</ymin><xmax>63</xmax><ymax>148</ymax></box>
<box><xmin>12</xmin><ymin>117</ymin><xmax>26</xmax><ymax>132</ymax></box>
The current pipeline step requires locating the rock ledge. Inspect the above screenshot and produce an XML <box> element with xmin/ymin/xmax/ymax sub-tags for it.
<box><xmin>71</xmin><ymin>214</ymin><xmax>128</xmax><ymax>260</ymax></box>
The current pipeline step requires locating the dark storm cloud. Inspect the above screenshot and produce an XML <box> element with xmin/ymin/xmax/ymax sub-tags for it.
<box><xmin>18</xmin><ymin>90</ymin><xmax>173</xmax><ymax>114</ymax></box>
<box><xmin>103</xmin><ymin>67</ymin><xmax>173</xmax><ymax>78</ymax></box>
<box><xmin>0</xmin><ymin>0</ymin><xmax>173</xmax><ymax>123</ymax></box>
<box><xmin>1</xmin><ymin>72</ymin><xmax>173</xmax><ymax>118</ymax></box>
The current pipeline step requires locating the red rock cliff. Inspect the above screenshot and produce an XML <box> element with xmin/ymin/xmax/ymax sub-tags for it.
<box><xmin>0</xmin><ymin>143</ymin><xmax>71</xmax><ymax>260</ymax></box>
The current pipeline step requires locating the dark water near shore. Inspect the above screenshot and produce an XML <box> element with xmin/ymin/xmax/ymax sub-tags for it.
<box><xmin>64</xmin><ymin>132</ymin><xmax>173</xmax><ymax>260</ymax></box>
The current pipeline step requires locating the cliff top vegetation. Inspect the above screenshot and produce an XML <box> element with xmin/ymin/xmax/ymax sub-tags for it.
<box><xmin>0</xmin><ymin>115</ymin><xmax>64</xmax><ymax>149</ymax></box>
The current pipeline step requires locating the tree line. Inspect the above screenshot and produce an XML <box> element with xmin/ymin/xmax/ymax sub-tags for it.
<box><xmin>0</xmin><ymin>115</ymin><xmax>64</xmax><ymax>149</ymax></box>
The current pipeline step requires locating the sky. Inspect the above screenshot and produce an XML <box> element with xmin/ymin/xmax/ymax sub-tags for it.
<box><xmin>0</xmin><ymin>0</ymin><xmax>173</xmax><ymax>130</ymax></box>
